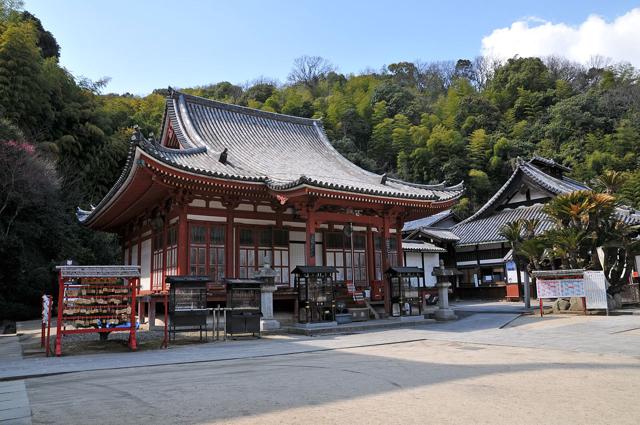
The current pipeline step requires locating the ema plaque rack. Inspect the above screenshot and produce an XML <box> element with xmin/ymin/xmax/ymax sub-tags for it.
<box><xmin>54</xmin><ymin>266</ymin><xmax>140</xmax><ymax>356</ymax></box>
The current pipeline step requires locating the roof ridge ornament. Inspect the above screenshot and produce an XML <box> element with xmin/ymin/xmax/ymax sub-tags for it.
<box><xmin>218</xmin><ymin>147</ymin><xmax>228</xmax><ymax>164</ymax></box>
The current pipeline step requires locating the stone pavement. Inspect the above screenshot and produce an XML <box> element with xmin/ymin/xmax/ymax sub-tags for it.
<box><xmin>2</xmin><ymin>312</ymin><xmax>640</xmax><ymax>382</ymax></box>
<box><xmin>0</xmin><ymin>336</ymin><xmax>22</xmax><ymax>361</ymax></box>
<box><xmin>0</xmin><ymin>380</ymin><xmax>31</xmax><ymax>424</ymax></box>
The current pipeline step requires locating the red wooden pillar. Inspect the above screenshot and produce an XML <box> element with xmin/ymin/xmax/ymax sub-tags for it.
<box><xmin>225</xmin><ymin>206</ymin><xmax>235</xmax><ymax>278</ymax></box>
<box><xmin>382</xmin><ymin>214</ymin><xmax>391</xmax><ymax>314</ymax></box>
<box><xmin>305</xmin><ymin>211</ymin><xmax>316</xmax><ymax>266</ymax></box>
<box><xmin>366</xmin><ymin>226</ymin><xmax>375</xmax><ymax>287</ymax></box>
<box><xmin>54</xmin><ymin>272</ymin><xmax>64</xmax><ymax>356</ymax></box>
<box><xmin>177</xmin><ymin>207</ymin><xmax>188</xmax><ymax>275</ymax></box>
<box><xmin>161</xmin><ymin>217</ymin><xmax>168</xmax><ymax>291</ymax></box>
<box><xmin>396</xmin><ymin>216</ymin><xmax>404</xmax><ymax>267</ymax></box>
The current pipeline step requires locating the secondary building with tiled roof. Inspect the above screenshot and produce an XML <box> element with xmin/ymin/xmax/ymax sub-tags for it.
<box><xmin>448</xmin><ymin>157</ymin><xmax>640</xmax><ymax>300</ymax></box>
<box><xmin>80</xmin><ymin>89</ymin><xmax>463</xmax><ymax>318</ymax></box>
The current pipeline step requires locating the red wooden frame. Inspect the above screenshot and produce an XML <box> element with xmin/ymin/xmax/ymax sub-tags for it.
<box><xmin>55</xmin><ymin>268</ymin><xmax>138</xmax><ymax>356</ymax></box>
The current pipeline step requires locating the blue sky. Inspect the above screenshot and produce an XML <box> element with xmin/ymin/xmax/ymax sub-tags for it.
<box><xmin>25</xmin><ymin>0</ymin><xmax>640</xmax><ymax>95</ymax></box>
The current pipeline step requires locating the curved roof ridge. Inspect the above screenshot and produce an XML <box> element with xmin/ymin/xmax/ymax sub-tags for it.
<box><xmin>455</xmin><ymin>161</ymin><xmax>524</xmax><ymax>226</ymax></box>
<box><xmin>310</xmin><ymin>121</ymin><xmax>382</xmax><ymax>179</ymax></box>
<box><xmin>174</xmin><ymin>94</ymin><xmax>209</xmax><ymax>149</ymax></box>
<box><xmin>388</xmin><ymin>177</ymin><xmax>445</xmax><ymax>190</ymax></box>
<box><xmin>172</xmin><ymin>89</ymin><xmax>320</xmax><ymax>126</ymax></box>
<box><xmin>529</xmin><ymin>155</ymin><xmax>572</xmax><ymax>172</ymax></box>
<box><xmin>519</xmin><ymin>161</ymin><xmax>582</xmax><ymax>194</ymax></box>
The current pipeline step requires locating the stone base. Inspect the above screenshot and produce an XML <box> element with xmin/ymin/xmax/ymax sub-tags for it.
<box><xmin>399</xmin><ymin>315</ymin><xmax>425</xmax><ymax>322</ymax></box>
<box><xmin>434</xmin><ymin>309</ymin><xmax>458</xmax><ymax>321</ymax></box>
<box><xmin>260</xmin><ymin>319</ymin><xmax>280</xmax><ymax>331</ymax></box>
<box><xmin>292</xmin><ymin>321</ymin><xmax>338</xmax><ymax>330</ymax></box>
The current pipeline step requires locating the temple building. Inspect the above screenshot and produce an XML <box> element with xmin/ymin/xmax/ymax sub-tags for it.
<box><xmin>444</xmin><ymin>157</ymin><xmax>640</xmax><ymax>299</ymax></box>
<box><xmin>79</xmin><ymin>89</ymin><xmax>463</xmax><ymax>311</ymax></box>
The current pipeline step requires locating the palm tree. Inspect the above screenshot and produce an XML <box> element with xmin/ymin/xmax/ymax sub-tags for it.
<box><xmin>499</xmin><ymin>221</ymin><xmax>529</xmax><ymax>307</ymax></box>
<box><xmin>519</xmin><ymin>237</ymin><xmax>546</xmax><ymax>272</ymax></box>
<box><xmin>543</xmin><ymin>227</ymin><xmax>587</xmax><ymax>269</ymax></box>
<box><xmin>593</xmin><ymin>170</ymin><xmax>626</xmax><ymax>195</ymax></box>
<box><xmin>543</xmin><ymin>190</ymin><xmax>616</xmax><ymax>269</ymax></box>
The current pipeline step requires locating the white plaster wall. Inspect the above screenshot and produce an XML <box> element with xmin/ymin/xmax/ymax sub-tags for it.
<box><xmin>509</xmin><ymin>191</ymin><xmax>527</xmax><ymax>203</ymax></box>
<box><xmin>130</xmin><ymin>244</ymin><xmax>138</xmax><ymax>266</ymax></box>
<box><xmin>404</xmin><ymin>252</ymin><xmax>423</xmax><ymax>287</ymax></box>
<box><xmin>189</xmin><ymin>199</ymin><xmax>206</xmax><ymax>207</ymax></box>
<box><xmin>529</xmin><ymin>187</ymin><xmax>548</xmax><ymax>200</ymax></box>
<box><xmin>233</xmin><ymin>218</ymin><xmax>275</xmax><ymax>225</ymax></box>
<box><xmin>423</xmin><ymin>253</ymin><xmax>440</xmax><ymax>287</ymax></box>
<box><xmin>289</xmin><ymin>231</ymin><xmax>305</xmax><ymax>242</ymax></box>
<box><xmin>140</xmin><ymin>239</ymin><xmax>151</xmax><ymax>291</ymax></box>
<box><xmin>187</xmin><ymin>214</ymin><xmax>226</xmax><ymax>222</ymax></box>
<box><xmin>235</xmin><ymin>203</ymin><xmax>253</xmax><ymax>211</ymax></box>
<box><xmin>289</xmin><ymin>243</ymin><xmax>305</xmax><ymax>286</ymax></box>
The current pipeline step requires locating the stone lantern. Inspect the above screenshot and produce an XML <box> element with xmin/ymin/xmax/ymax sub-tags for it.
<box><xmin>431</xmin><ymin>260</ymin><xmax>459</xmax><ymax>321</ymax></box>
<box><xmin>254</xmin><ymin>258</ymin><xmax>280</xmax><ymax>330</ymax></box>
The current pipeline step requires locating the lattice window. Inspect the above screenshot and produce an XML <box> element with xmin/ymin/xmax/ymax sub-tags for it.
<box><xmin>238</xmin><ymin>227</ymin><xmax>290</xmax><ymax>283</ymax></box>
<box><xmin>165</xmin><ymin>226</ymin><xmax>178</xmax><ymax>280</ymax></box>
<box><xmin>209</xmin><ymin>225</ymin><xmax>225</xmax><ymax>282</ymax></box>
<box><xmin>325</xmin><ymin>231</ymin><xmax>367</xmax><ymax>285</ymax></box>
<box><xmin>189</xmin><ymin>225</ymin><xmax>207</xmax><ymax>276</ymax></box>
<box><xmin>151</xmin><ymin>230</ymin><xmax>164</xmax><ymax>291</ymax></box>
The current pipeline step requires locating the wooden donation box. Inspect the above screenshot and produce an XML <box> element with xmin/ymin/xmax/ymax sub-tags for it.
<box><xmin>293</xmin><ymin>266</ymin><xmax>338</xmax><ymax>323</ymax></box>
<box><xmin>386</xmin><ymin>267</ymin><xmax>425</xmax><ymax>317</ymax></box>
<box><xmin>226</xmin><ymin>279</ymin><xmax>262</xmax><ymax>337</ymax></box>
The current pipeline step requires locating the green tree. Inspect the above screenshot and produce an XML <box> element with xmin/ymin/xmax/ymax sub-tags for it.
<box><xmin>0</xmin><ymin>20</ymin><xmax>48</xmax><ymax>133</ymax></box>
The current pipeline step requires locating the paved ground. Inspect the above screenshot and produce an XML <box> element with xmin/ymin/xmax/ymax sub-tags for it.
<box><xmin>25</xmin><ymin>331</ymin><xmax>640</xmax><ymax>425</ymax></box>
<box><xmin>2</xmin><ymin>311</ymin><xmax>640</xmax><ymax>424</ymax></box>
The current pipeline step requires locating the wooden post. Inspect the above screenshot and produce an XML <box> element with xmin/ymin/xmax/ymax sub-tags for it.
<box><xmin>305</xmin><ymin>211</ymin><xmax>316</xmax><ymax>266</ymax></box>
<box><xmin>366</xmin><ymin>226</ymin><xmax>375</xmax><ymax>287</ymax></box>
<box><xmin>177</xmin><ymin>207</ymin><xmax>188</xmax><ymax>275</ymax></box>
<box><xmin>129</xmin><ymin>278</ymin><xmax>138</xmax><ymax>351</ymax></box>
<box><xmin>382</xmin><ymin>214</ymin><xmax>391</xmax><ymax>314</ymax></box>
<box><xmin>396</xmin><ymin>216</ymin><xmax>404</xmax><ymax>267</ymax></box>
<box><xmin>225</xmin><ymin>206</ymin><xmax>235</xmax><ymax>279</ymax></box>
<box><xmin>54</xmin><ymin>272</ymin><xmax>64</xmax><ymax>356</ymax></box>
<box><xmin>161</xmin><ymin>216</ymin><xmax>168</xmax><ymax>291</ymax></box>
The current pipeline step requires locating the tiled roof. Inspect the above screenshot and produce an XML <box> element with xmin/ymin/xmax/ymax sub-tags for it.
<box><xmin>403</xmin><ymin>209</ymin><xmax>453</xmax><ymax>232</ymax></box>
<box><xmin>529</xmin><ymin>156</ymin><xmax>572</xmax><ymax>172</ymax></box>
<box><xmin>451</xmin><ymin>157</ymin><xmax>640</xmax><ymax>246</ymax></box>
<box><xmin>402</xmin><ymin>240</ymin><xmax>447</xmax><ymax>253</ymax></box>
<box><xmin>417</xmin><ymin>228</ymin><xmax>460</xmax><ymax>242</ymax></box>
<box><xmin>459</xmin><ymin>159</ymin><xmax>589</xmax><ymax>224</ymax></box>
<box><xmin>452</xmin><ymin>204</ymin><xmax>554</xmax><ymax>246</ymax></box>
<box><xmin>141</xmin><ymin>90</ymin><xmax>463</xmax><ymax>201</ymax></box>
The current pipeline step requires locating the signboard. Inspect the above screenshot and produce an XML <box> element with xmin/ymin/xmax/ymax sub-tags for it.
<box><xmin>506</xmin><ymin>261</ymin><xmax>525</xmax><ymax>284</ymax></box>
<box><xmin>583</xmin><ymin>271</ymin><xmax>608</xmax><ymax>310</ymax></box>
<box><xmin>536</xmin><ymin>278</ymin><xmax>585</xmax><ymax>299</ymax></box>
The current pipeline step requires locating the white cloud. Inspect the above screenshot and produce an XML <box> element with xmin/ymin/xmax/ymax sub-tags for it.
<box><xmin>481</xmin><ymin>8</ymin><xmax>640</xmax><ymax>67</ymax></box>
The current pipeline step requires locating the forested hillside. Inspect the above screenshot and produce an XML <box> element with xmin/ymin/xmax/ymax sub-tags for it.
<box><xmin>1</xmin><ymin>1</ymin><xmax>639</xmax><ymax>318</ymax></box>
